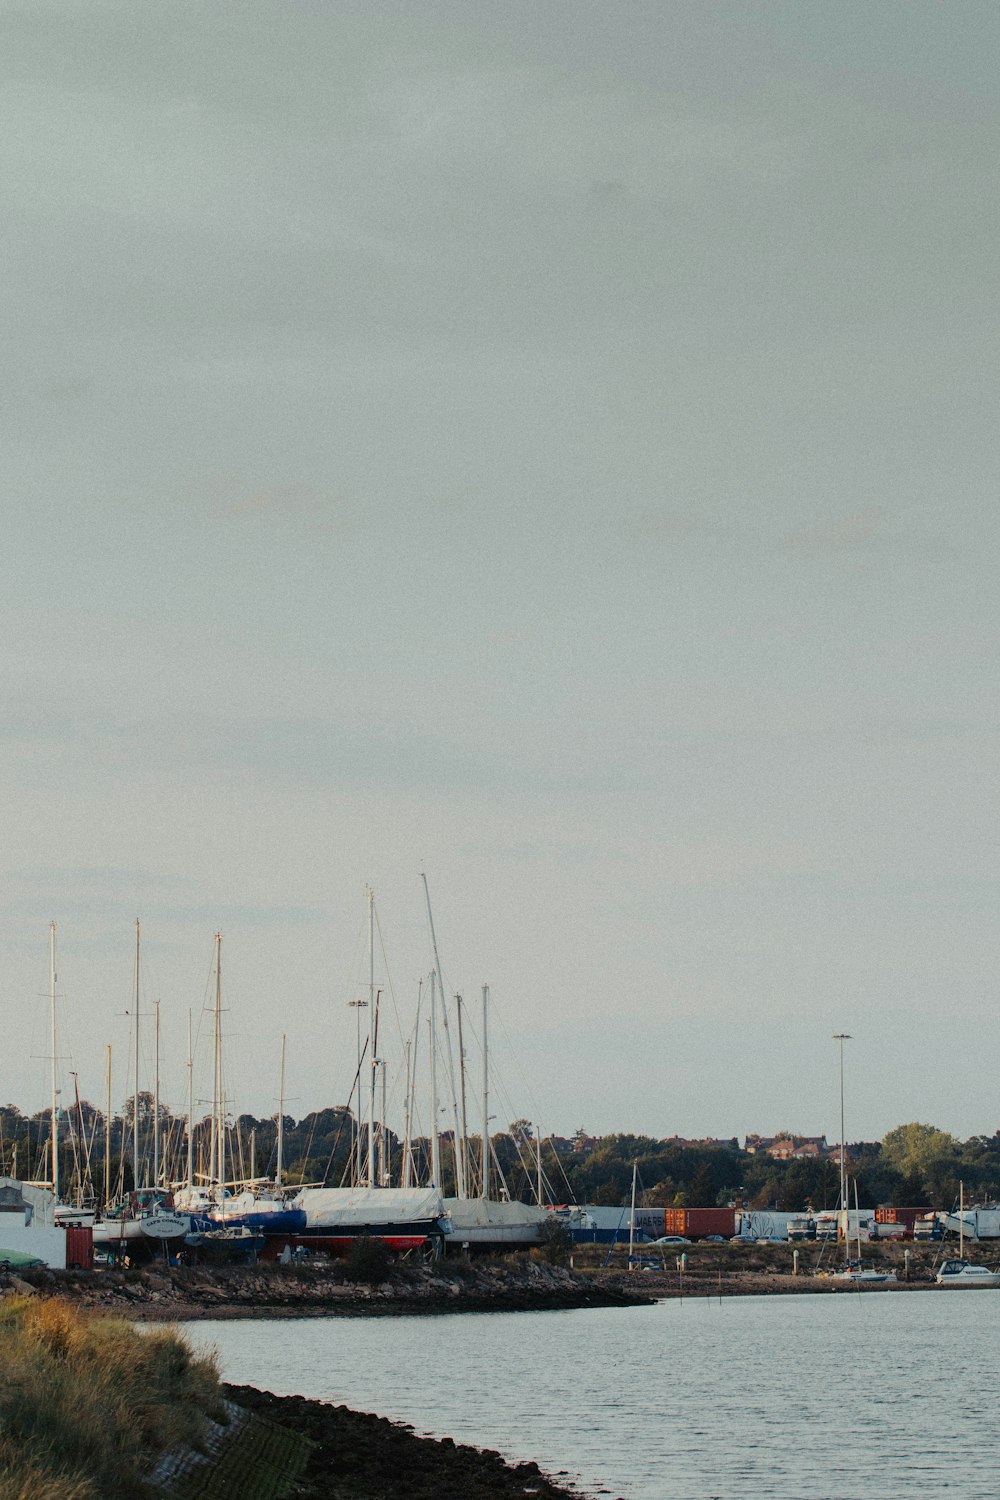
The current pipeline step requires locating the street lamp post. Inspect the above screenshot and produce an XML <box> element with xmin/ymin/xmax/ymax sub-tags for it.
<box><xmin>833</xmin><ymin>1033</ymin><xmax>852</xmax><ymax>1258</ymax></box>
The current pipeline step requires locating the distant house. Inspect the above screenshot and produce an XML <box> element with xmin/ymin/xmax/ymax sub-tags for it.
<box><xmin>546</xmin><ymin>1134</ymin><xmax>599</xmax><ymax>1156</ymax></box>
<box><xmin>744</xmin><ymin>1133</ymin><xmax>828</xmax><ymax>1161</ymax></box>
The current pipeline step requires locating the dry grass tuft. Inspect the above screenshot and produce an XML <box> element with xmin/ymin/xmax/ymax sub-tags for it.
<box><xmin>0</xmin><ymin>1297</ymin><xmax>222</xmax><ymax>1497</ymax></box>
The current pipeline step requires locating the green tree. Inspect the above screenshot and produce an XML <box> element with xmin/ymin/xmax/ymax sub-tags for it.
<box><xmin>687</xmin><ymin>1163</ymin><xmax>718</xmax><ymax>1208</ymax></box>
<box><xmin>881</xmin><ymin>1123</ymin><xmax>959</xmax><ymax>1182</ymax></box>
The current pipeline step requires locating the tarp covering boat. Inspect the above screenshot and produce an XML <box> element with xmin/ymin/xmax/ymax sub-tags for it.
<box><xmin>444</xmin><ymin>1197</ymin><xmax>549</xmax><ymax>1246</ymax></box>
<box><xmin>292</xmin><ymin>1186</ymin><xmax>448</xmax><ymax>1229</ymax></box>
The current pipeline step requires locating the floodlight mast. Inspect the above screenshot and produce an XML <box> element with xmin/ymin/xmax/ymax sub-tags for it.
<box><xmin>833</xmin><ymin>1033</ymin><xmax>852</xmax><ymax>1258</ymax></box>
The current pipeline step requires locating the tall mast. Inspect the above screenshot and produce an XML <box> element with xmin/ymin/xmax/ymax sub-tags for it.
<box><xmin>628</xmin><ymin>1162</ymin><xmax>637</xmax><ymax>1266</ymax></box>
<box><xmin>186</xmin><ymin>1009</ymin><xmax>194</xmax><ymax>1194</ymax></box>
<box><xmin>104</xmin><ymin>1044</ymin><xmax>112</xmax><ymax>1210</ymax></box>
<box><xmin>456</xmin><ymin>996</ymin><xmax>470</xmax><ymax>1197</ymax></box>
<box><xmin>72</xmin><ymin>1072</ymin><xmax>87</xmax><ymax>1206</ymax></box>
<box><xmin>833</xmin><ymin>1033</ymin><xmax>851</xmax><ymax>1265</ymax></box>
<box><xmin>133</xmin><ymin>918</ymin><xmax>141</xmax><ymax>1190</ymax></box>
<box><xmin>49</xmin><ymin>921</ymin><xmax>59</xmax><ymax>1201</ymax></box>
<box><xmin>379</xmin><ymin>1060</ymin><xmax>387</xmax><ymax>1185</ymax></box>
<box><xmin>420</xmin><ymin>874</ymin><xmax>466</xmax><ymax>1198</ymax></box>
<box><xmin>214</xmin><ymin>934</ymin><xmax>225</xmax><ymax>1212</ymax></box>
<box><xmin>480</xmin><ymin>985</ymin><xmax>489</xmax><ymax>1200</ymax></box>
<box><xmin>276</xmin><ymin>1032</ymin><xmax>286</xmax><ymax>1189</ymax></box>
<box><xmin>429</xmin><ymin>972</ymin><xmax>441</xmax><ymax>1188</ymax></box>
<box><xmin>401</xmin><ymin>1038</ymin><xmax>413</xmax><ymax>1189</ymax></box>
<box><xmin>403</xmin><ymin>979</ymin><xmax>423</xmax><ymax>1190</ymax></box>
<box><xmin>153</xmin><ymin>998</ymin><xmax>160</xmax><ymax>1190</ymax></box>
<box><xmin>535</xmin><ymin>1124</ymin><xmax>543</xmax><ymax>1207</ymax></box>
<box><xmin>367</xmin><ymin>888</ymin><xmax>377</xmax><ymax>1188</ymax></box>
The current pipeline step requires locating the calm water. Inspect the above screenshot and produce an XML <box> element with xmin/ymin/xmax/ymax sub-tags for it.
<box><xmin>186</xmin><ymin>1292</ymin><xmax>1000</xmax><ymax>1499</ymax></box>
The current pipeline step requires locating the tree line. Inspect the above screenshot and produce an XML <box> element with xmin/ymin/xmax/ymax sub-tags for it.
<box><xmin>1</xmin><ymin>1099</ymin><xmax>994</xmax><ymax>1212</ymax></box>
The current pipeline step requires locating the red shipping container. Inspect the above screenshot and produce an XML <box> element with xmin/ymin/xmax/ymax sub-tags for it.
<box><xmin>875</xmin><ymin>1206</ymin><xmax>929</xmax><ymax>1230</ymax></box>
<box><xmin>663</xmin><ymin>1208</ymin><xmax>736</xmax><ymax>1239</ymax></box>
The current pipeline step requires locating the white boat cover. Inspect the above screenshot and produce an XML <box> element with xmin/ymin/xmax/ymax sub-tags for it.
<box><xmin>293</xmin><ymin>1186</ymin><xmax>446</xmax><ymax>1229</ymax></box>
<box><xmin>444</xmin><ymin>1197</ymin><xmax>549</xmax><ymax>1243</ymax></box>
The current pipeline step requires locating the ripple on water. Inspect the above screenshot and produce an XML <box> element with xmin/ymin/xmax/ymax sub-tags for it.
<box><xmin>185</xmin><ymin>1290</ymin><xmax>1000</xmax><ymax>1499</ymax></box>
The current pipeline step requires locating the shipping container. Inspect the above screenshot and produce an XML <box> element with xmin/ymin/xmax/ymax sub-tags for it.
<box><xmin>633</xmin><ymin>1208</ymin><xmax>667</xmax><ymax>1239</ymax></box>
<box><xmin>663</xmin><ymin>1207</ymin><xmax>737</xmax><ymax>1239</ymax></box>
<box><xmin>875</xmin><ymin>1206</ymin><xmax>930</xmax><ymax>1231</ymax></box>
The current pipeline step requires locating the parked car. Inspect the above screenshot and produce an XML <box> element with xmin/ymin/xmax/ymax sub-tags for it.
<box><xmin>650</xmin><ymin>1235</ymin><xmax>691</xmax><ymax>1245</ymax></box>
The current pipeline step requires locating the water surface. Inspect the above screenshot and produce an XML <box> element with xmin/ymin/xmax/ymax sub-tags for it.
<box><xmin>187</xmin><ymin>1292</ymin><xmax>1000</xmax><ymax>1499</ymax></box>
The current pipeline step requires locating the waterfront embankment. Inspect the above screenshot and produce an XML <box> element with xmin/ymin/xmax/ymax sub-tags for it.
<box><xmin>584</xmin><ymin>1235</ymin><xmax>967</xmax><ymax>1296</ymax></box>
<box><xmin>226</xmin><ymin>1382</ymin><xmax>598</xmax><ymax>1500</ymax></box>
<box><xmin>6</xmin><ymin>1255</ymin><xmax>651</xmax><ymax>1321</ymax></box>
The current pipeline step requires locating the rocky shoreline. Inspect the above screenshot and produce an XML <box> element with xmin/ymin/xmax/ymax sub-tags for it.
<box><xmin>9</xmin><ymin>1256</ymin><xmax>652</xmax><ymax>1321</ymax></box>
<box><xmin>227</xmin><ymin>1382</ymin><xmax>606</xmax><ymax>1500</ymax></box>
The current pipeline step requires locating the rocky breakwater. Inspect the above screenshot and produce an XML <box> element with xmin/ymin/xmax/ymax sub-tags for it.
<box><xmin>11</xmin><ymin>1255</ymin><xmax>652</xmax><ymax>1320</ymax></box>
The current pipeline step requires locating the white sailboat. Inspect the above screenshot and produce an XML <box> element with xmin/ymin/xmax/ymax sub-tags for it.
<box><xmin>441</xmin><ymin>982</ymin><xmax>548</xmax><ymax>1248</ymax></box>
<box><xmin>94</xmin><ymin>922</ymin><xmax>188</xmax><ymax>1254</ymax></box>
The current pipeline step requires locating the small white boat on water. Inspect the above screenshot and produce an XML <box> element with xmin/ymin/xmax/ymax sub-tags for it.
<box><xmin>936</xmin><ymin>1260</ymin><xmax>1000</xmax><ymax>1287</ymax></box>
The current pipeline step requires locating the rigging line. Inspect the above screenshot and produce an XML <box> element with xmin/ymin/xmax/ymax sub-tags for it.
<box><xmin>372</xmin><ymin>903</ymin><xmax>406</xmax><ymax>1048</ymax></box>
<box><xmin>491</xmin><ymin>995</ymin><xmax>547</xmax><ymax>1122</ymax></box>
<box><xmin>321</xmin><ymin>1038</ymin><xmax>369</xmax><ymax>1187</ymax></box>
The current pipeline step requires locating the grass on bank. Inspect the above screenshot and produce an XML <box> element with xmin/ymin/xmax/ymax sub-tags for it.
<box><xmin>0</xmin><ymin>1296</ymin><xmax>223</xmax><ymax>1499</ymax></box>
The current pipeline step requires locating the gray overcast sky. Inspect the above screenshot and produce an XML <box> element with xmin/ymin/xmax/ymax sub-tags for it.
<box><xmin>2</xmin><ymin>2</ymin><xmax>998</xmax><ymax>1146</ymax></box>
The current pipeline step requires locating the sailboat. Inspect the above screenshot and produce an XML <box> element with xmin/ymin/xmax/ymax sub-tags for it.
<box><xmin>831</xmin><ymin>1180</ymin><xmax>895</xmax><ymax>1284</ymax></box>
<box><xmin>441</xmin><ymin>982</ymin><xmax>549</xmax><ymax>1249</ymax></box>
<box><xmin>93</xmin><ymin>922</ymin><xmax>188</xmax><ymax>1256</ymax></box>
<box><xmin>276</xmin><ymin>890</ymin><xmax>451</xmax><ymax>1259</ymax></box>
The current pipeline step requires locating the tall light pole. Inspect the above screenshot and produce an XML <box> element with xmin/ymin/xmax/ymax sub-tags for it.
<box><xmin>833</xmin><ymin>1034</ymin><xmax>852</xmax><ymax>1253</ymax></box>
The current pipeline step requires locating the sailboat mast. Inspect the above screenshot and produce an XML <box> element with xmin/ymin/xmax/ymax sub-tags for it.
<box><xmin>153</xmin><ymin>998</ymin><xmax>160</xmax><ymax>1190</ymax></box>
<box><xmin>379</xmin><ymin>1060</ymin><xmax>387</xmax><ymax>1185</ymax></box>
<box><xmin>420</xmin><ymin>874</ymin><xmax>466</xmax><ymax>1198</ymax></box>
<box><xmin>403</xmin><ymin>979</ymin><xmax>423</xmax><ymax>1190</ymax></box>
<box><xmin>133</xmin><ymin>919</ymin><xmax>141</xmax><ymax>1190</ymax></box>
<box><xmin>214</xmin><ymin>934</ymin><xmax>225</xmax><ymax>1212</ymax></box>
<box><xmin>480</xmin><ymin>985</ymin><xmax>489</xmax><ymax>1200</ymax></box>
<box><xmin>628</xmin><ymin>1162</ymin><xmax>637</xmax><ymax>1265</ymax></box>
<box><xmin>535</xmin><ymin>1125</ymin><xmax>543</xmax><ymax>1207</ymax></box>
<box><xmin>49</xmin><ymin>921</ymin><xmax>59</xmax><ymax>1202</ymax></box>
<box><xmin>401</xmin><ymin>1038</ymin><xmax>413</xmax><ymax>1189</ymax></box>
<box><xmin>833</xmin><ymin>1033</ymin><xmax>851</xmax><ymax>1265</ymax></box>
<box><xmin>183</xmin><ymin>1008</ymin><xmax>193</xmax><ymax>1194</ymax></box>
<box><xmin>104</xmin><ymin>1044</ymin><xmax>112</xmax><ymax>1210</ymax></box>
<box><xmin>456</xmin><ymin>995</ymin><xmax>470</xmax><ymax>1197</ymax></box>
<box><xmin>276</xmin><ymin>1031</ymin><xmax>286</xmax><ymax>1189</ymax></box>
<box><xmin>429</xmin><ymin>972</ymin><xmax>441</xmax><ymax>1188</ymax></box>
<box><xmin>367</xmin><ymin>888</ymin><xmax>377</xmax><ymax>1188</ymax></box>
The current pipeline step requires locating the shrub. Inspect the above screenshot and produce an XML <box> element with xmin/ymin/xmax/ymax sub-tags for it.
<box><xmin>539</xmin><ymin>1217</ymin><xmax>573</xmax><ymax>1264</ymax></box>
<box><xmin>344</xmin><ymin>1235</ymin><xmax>393</xmax><ymax>1284</ymax></box>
